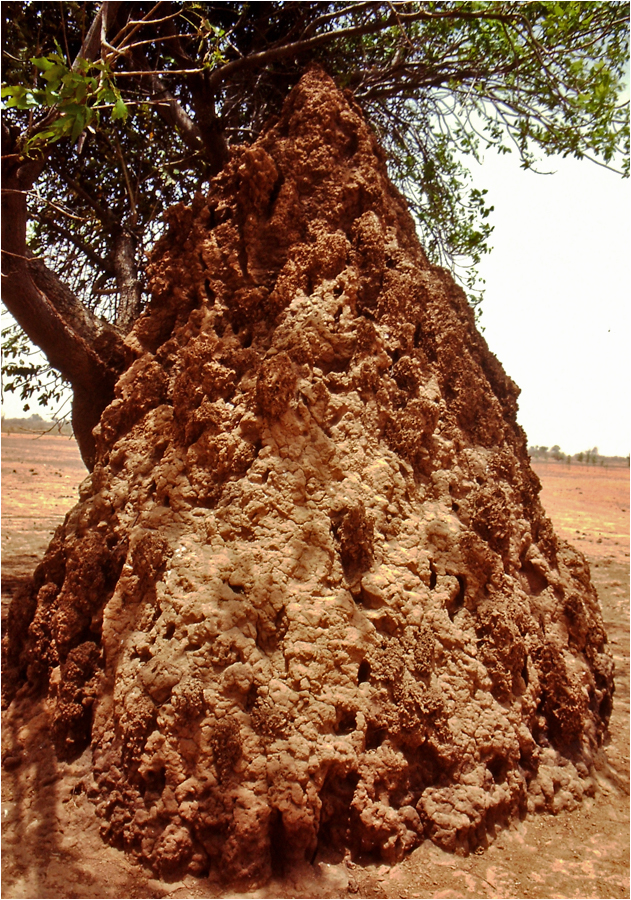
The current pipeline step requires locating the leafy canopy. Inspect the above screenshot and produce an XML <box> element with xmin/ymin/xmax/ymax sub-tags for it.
<box><xmin>2</xmin><ymin>1</ymin><xmax>629</xmax><ymax>412</ymax></box>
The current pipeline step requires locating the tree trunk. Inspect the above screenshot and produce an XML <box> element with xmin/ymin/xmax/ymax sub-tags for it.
<box><xmin>1</xmin><ymin>132</ymin><xmax>123</xmax><ymax>469</ymax></box>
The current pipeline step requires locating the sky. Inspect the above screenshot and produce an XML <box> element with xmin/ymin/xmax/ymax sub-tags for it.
<box><xmin>471</xmin><ymin>148</ymin><xmax>629</xmax><ymax>458</ymax></box>
<box><xmin>2</xmin><ymin>147</ymin><xmax>629</xmax><ymax>457</ymax></box>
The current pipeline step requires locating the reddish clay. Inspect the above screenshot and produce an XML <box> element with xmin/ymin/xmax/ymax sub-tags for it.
<box><xmin>2</xmin><ymin>69</ymin><xmax>614</xmax><ymax>885</ymax></box>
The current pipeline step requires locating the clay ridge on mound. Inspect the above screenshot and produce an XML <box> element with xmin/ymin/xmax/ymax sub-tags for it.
<box><xmin>3</xmin><ymin>67</ymin><xmax>614</xmax><ymax>884</ymax></box>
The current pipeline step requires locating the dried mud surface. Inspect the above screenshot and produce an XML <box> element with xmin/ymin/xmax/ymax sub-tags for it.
<box><xmin>2</xmin><ymin>438</ymin><xmax>628</xmax><ymax>899</ymax></box>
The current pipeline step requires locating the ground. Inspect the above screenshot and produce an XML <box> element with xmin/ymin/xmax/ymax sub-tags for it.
<box><xmin>1</xmin><ymin>435</ymin><xmax>629</xmax><ymax>900</ymax></box>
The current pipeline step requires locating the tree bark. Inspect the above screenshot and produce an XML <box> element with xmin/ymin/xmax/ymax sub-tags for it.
<box><xmin>186</xmin><ymin>76</ymin><xmax>230</xmax><ymax>175</ymax></box>
<box><xmin>75</xmin><ymin>1</ymin><xmax>123</xmax><ymax>68</ymax></box>
<box><xmin>27</xmin><ymin>256</ymin><xmax>118</xmax><ymax>345</ymax></box>
<box><xmin>112</xmin><ymin>228</ymin><xmax>142</xmax><ymax>332</ymax></box>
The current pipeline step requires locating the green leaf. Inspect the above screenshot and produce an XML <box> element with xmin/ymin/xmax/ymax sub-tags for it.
<box><xmin>73</xmin><ymin>80</ymin><xmax>88</xmax><ymax>104</ymax></box>
<box><xmin>41</xmin><ymin>64</ymin><xmax>66</xmax><ymax>83</ymax></box>
<box><xmin>98</xmin><ymin>85</ymin><xmax>118</xmax><ymax>105</ymax></box>
<box><xmin>1</xmin><ymin>85</ymin><xmax>37</xmax><ymax>109</ymax></box>
<box><xmin>31</xmin><ymin>56</ymin><xmax>57</xmax><ymax>71</ymax></box>
<box><xmin>69</xmin><ymin>108</ymin><xmax>88</xmax><ymax>142</ymax></box>
<box><xmin>111</xmin><ymin>97</ymin><xmax>128</xmax><ymax>121</ymax></box>
<box><xmin>24</xmin><ymin>126</ymin><xmax>62</xmax><ymax>148</ymax></box>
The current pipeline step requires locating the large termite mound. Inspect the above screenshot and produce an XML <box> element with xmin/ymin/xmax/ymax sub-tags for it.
<box><xmin>3</xmin><ymin>68</ymin><xmax>614</xmax><ymax>884</ymax></box>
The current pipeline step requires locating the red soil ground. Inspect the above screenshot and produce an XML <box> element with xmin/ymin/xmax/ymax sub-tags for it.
<box><xmin>1</xmin><ymin>436</ymin><xmax>628</xmax><ymax>899</ymax></box>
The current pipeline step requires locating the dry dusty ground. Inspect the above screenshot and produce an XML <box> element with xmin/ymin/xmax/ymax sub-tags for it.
<box><xmin>1</xmin><ymin>436</ymin><xmax>629</xmax><ymax>900</ymax></box>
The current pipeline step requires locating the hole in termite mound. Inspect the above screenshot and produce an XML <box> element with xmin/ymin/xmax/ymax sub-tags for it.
<box><xmin>357</xmin><ymin>660</ymin><xmax>371</xmax><ymax>683</ymax></box>
<box><xmin>239</xmin><ymin>328</ymin><xmax>252</xmax><ymax>348</ymax></box>
<box><xmin>520</xmin><ymin>558</ymin><xmax>549</xmax><ymax>595</ymax></box>
<box><xmin>404</xmin><ymin>740</ymin><xmax>451</xmax><ymax>796</ymax></box>
<box><xmin>229</xmin><ymin>583</ymin><xmax>245</xmax><ymax>595</ymax></box>
<box><xmin>316</xmin><ymin>768</ymin><xmax>360</xmax><ymax>862</ymax></box>
<box><xmin>521</xmin><ymin>658</ymin><xmax>529</xmax><ymax>687</ymax></box>
<box><xmin>334</xmin><ymin>709</ymin><xmax>357</xmax><ymax>735</ymax></box>
<box><xmin>365</xmin><ymin>722</ymin><xmax>387</xmax><ymax>750</ymax></box>
<box><xmin>142</xmin><ymin>765</ymin><xmax>167</xmax><ymax>802</ymax></box>
<box><xmin>268</xmin><ymin>809</ymin><xmax>289</xmax><ymax>877</ymax></box>
<box><xmin>486</xmin><ymin>755</ymin><xmax>509</xmax><ymax>784</ymax></box>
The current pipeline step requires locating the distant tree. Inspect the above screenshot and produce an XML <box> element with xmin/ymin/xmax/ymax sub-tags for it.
<box><xmin>2</xmin><ymin>1</ymin><xmax>629</xmax><ymax>466</ymax></box>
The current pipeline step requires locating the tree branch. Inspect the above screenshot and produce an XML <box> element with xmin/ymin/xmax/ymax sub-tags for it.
<box><xmin>126</xmin><ymin>46</ymin><xmax>228</xmax><ymax>173</ymax></box>
<box><xmin>126</xmin><ymin>48</ymin><xmax>206</xmax><ymax>157</ymax></box>
<box><xmin>300</xmin><ymin>3</ymin><xmax>378</xmax><ymax>39</ymax></box>
<box><xmin>74</xmin><ymin>1</ymin><xmax>123</xmax><ymax>68</ymax></box>
<box><xmin>204</xmin><ymin>5</ymin><xmax>524</xmax><ymax>92</ymax></box>
<box><xmin>41</xmin><ymin>216</ymin><xmax>114</xmax><ymax>274</ymax></box>
<box><xmin>26</xmin><ymin>255</ymin><xmax>117</xmax><ymax>345</ymax></box>
<box><xmin>51</xmin><ymin>165</ymin><xmax>116</xmax><ymax>226</ymax></box>
<box><xmin>112</xmin><ymin>227</ymin><xmax>142</xmax><ymax>332</ymax></box>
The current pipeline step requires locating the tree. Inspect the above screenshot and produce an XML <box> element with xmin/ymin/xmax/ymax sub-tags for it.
<box><xmin>2</xmin><ymin>1</ymin><xmax>628</xmax><ymax>468</ymax></box>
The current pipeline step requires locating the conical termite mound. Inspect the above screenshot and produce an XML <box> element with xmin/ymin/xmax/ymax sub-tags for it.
<box><xmin>3</xmin><ymin>67</ymin><xmax>614</xmax><ymax>884</ymax></box>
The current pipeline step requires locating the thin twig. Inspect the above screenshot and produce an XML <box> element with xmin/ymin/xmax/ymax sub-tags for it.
<box><xmin>112</xmin><ymin>67</ymin><xmax>207</xmax><ymax>76</ymax></box>
<box><xmin>300</xmin><ymin>2</ymin><xmax>377</xmax><ymax>39</ymax></box>
<box><xmin>113</xmin><ymin>133</ymin><xmax>137</xmax><ymax>223</ymax></box>
<box><xmin>31</xmin><ymin>193</ymin><xmax>90</xmax><ymax>223</ymax></box>
<box><xmin>2</xmin><ymin>248</ymin><xmax>47</xmax><ymax>260</ymax></box>
<box><xmin>59</xmin><ymin>1</ymin><xmax>71</xmax><ymax>64</ymax></box>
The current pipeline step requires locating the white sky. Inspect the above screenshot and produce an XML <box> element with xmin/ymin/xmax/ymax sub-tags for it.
<box><xmin>2</xmin><ymin>150</ymin><xmax>629</xmax><ymax>457</ymax></box>
<box><xmin>472</xmin><ymin>149</ymin><xmax>630</xmax><ymax>457</ymax></box>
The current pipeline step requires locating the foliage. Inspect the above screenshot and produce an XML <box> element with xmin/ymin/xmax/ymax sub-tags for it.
<box><xmin>2</xmin><ymin>53</ymin><xmax>129</xmax><ymax>147</ymax></box>
<box><xmin>2</xmin><ymin>1</ymin><xmax>629</xmax><ymax>412</ymax></box>
<box><xmin>1</xmin><ymin>321</ymin><xmax>67</xmax><ymax>411</ymax></box>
